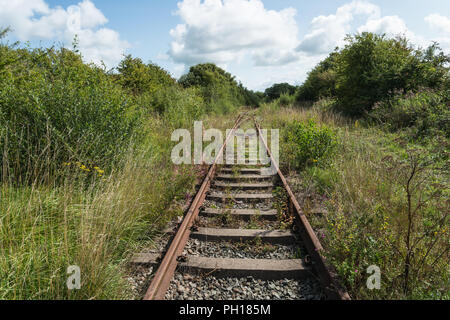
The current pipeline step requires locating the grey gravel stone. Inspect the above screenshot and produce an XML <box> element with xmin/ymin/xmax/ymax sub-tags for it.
<box><xmin>184</xmin><ymin>239</ymin><xmax>304</xmax><ymax>260</ymax></box>
<box><xmin>165</xmin><ymin>273</ymin><xmax>322</xmax><ymax>300</ymax></box>
<box><xmin>128</xmin><ymin>162</ymin><xmax>322</xmax><ymax>301</ymax></box>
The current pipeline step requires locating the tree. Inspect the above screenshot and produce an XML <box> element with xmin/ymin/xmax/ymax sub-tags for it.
<box><xmin>264</xmin><ymin>83</ymin><xmax>297</xmax><ymax>101</ymax></box>
<box><xmin>116</xmin><ymin>55</ymin><xmax>175</xmax><ymax>95</ymax></box>
<box><xmin>296</xmin><ymin>52</ymin><xmax>338</xmax><ymax>102</ymax></box>
<box><xmin>178</xmin><ymin>63</ymin><xmax>248</xmax><ymax>112</ymax></box>
<box><xmin>334</xmin><ymin>33</ymin><xmax>450</xmax><ymax>116</ymax></box>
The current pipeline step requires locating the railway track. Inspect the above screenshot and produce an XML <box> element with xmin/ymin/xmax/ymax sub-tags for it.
<box><xmin>131</xmin><ymin>113</ymin><xmax>350</xmax><ymax>300</ymax></box>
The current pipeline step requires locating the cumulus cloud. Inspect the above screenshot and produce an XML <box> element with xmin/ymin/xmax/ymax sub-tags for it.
<box><xmin>0</xmin><ymin>0</ymin><xmax>128</xmax><ymax>68</ymax></box>
<box><xmin>297</xmin><ymin>0</ymin><xmax>381</xmax><ymax>54</ymax></box>
<box><xmin>358</xmin><ymin>15</ymin><xmax>409</xmax><ymax>36</ymax></box>
<box><xmin>169</xmin><ymin>0</ymin><xmax>300</xmax><ymax>67</ymax></box>
<box><xmin>425</xmin><ymin>14</ymin><xmax>450</xmax><ymax>34</ymax></box>
<box><xmin>199</xmin><ymin>0</ymin><xmax>450</xmax><ymax>91</ymax></box>
<box><xmin>424</xmin><ymin>14</ymin><xmax>450</xmax><ymax>52</ymax></box>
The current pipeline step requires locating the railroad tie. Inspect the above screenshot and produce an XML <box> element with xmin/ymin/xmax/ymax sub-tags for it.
<box><xmin>141</xmin><ymin>114</ymin><xmax>350</xmax><ymax>301</ymax></box>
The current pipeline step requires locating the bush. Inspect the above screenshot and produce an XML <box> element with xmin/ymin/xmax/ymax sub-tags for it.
<box><xmin>370</xmin><ymin>90</ymin><xmax>450</xmax><ymax>140</ymax></box>
<box><xmin>277</xmin><ymin>93</ymin><xmax>295</xmax><ymax>107</ymax></box>
<box><xmin>265</xmin><ymin>83</ymin><xmax>297</xmax><ymax>102</ymax></box>
<box><xmin>282</xmin><ymin>120</ymin><xmax>337</xmax><ymax>170</ymax></box>
<box><xmin>178</xmin><ymin>63</ymin><xmax>245</xmax><ymax>113</ymax></box>
<box><xmin>0</xmin><ymin>45</ymin><xmax>139</xmax><ymax>183</ymax></box>
<box><xmin>116</xmin><ymin>55</ymin><xmax>175</xmax><ymax>95</ymax></box>
<box><xmin>295</xmin><ymin>32</ymin><xmax>450</xmax><ymax>122</ymax></box>
<box><xmin>239</xmin><ymin>83</ymin><xmax>262</xmax><ymax>107</ymax></box>
<box><xmin>151</xmin><ymin>86</ymin><xmax>206</xmax><ymax>126</ymax></box>
<box><xmin>296</xmin><ymin>53</ymin><xmax>338</xmax><ymax>102</ymax></box>
<box><xmin>334</xmin><ymin>33</ymin><xmax>449</xmax><ymax>116</ymax></box>
<box><xmin>310</xmin><ymin>140</ymin><xmax>449</xmax><ymax>299</ymax></box>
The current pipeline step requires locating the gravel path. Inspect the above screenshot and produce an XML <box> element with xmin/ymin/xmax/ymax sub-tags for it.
<box><xmin>165</xmin><ymin>273</ymin><xmax>322</xmax><ymax>300</ymax></box>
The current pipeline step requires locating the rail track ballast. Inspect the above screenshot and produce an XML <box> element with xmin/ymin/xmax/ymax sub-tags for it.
<box><xmin>131</xmin><ymin>113</ymin><xmax>350</xmax><ymax>300</ymax></box>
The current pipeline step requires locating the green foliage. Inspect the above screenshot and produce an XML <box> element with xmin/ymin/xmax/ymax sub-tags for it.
<box><xmin>264</xmin><ymin>83</ymin><xmax>297</xmax><ymax>102</ymax></box>
<box><xmin>295</xmin><ymin>32</ymin><xmax>449</xmax><ymax>124</ymax></box>
<box><xmin>0</xmin><ymin>28</ymin><xmax>261</xmax><ymax>300</ymax></box>
<box><xmin>116</xmin><ymin>55</ymin><xmax>175</xmax><ymax>95</ymax></box>
<box><xmin>263</xmin><ymin>105</ymin><xmax>449</xmax><ymax>299</ymax></box>
<box><xmin>151</xmin><ymin>86</ymin><xmax>206</xmax><ymax>126</ymax></box>
<box><xmin>239</xmin><ymin>83</ymin><xmax>262</xmax><ymax>107</ymax></box>
<box><xmin>277</xmin><ymin>92</ymin><xmax>295</xmax><ymax>107</ymax></box>
<box><xmin>0</xmin><ymin>30</ymin><xmax>259</xmax><ymax>184</ymax></box>
<box><xmin>296</xmin><ymin>53</ymin><xmax>338</xmax><ymax>102</ymax></box>
<box><xmin>179</xmin><ymin>63</ymin><xmax>242</xmax><ymax>111</ymax></box>
<box><xmin>260</xmin><ymin>30</ymin><xmax>450</xmax><ymax>299</ymax></box>
<box><xmin>179</xmin><ymin>63</ymin><xmax>260</xmax><ymax>110</ymax></box>
<box><xmin>282</xmin><ymin>120</ymin><xmax>337</xmax><ymax>170</ymax></box>
<box><xmin>334</xmin><ymin>33</ymin><xmax>449</xmax><ymax>116</ymax></box>
<box><xmin>312</xmin><ymin>138</ymin><xmax>449</xmax><ymax>300</ymax></box>
<box><xmin>370</xmin><ymin>90</ymin><xmax>450</xmax><ymax>140</ymax></box>
<box><xmin>0</xmin><ymin>43</ymin><xmax>139</xmax><ymax>183</ymax></box>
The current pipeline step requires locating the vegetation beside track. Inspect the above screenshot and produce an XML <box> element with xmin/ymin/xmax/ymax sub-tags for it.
<box><xmin>0</xmin><ymin>28</ymin><xmax>257</xmax><ymax>299</ymax></box>
<box><xmin>257</xmin><ymin>32</ymin><xmax>449</xmax><ymax>300</ymax></box>
<box><xmin>1</xmin><ymin>25</ymin><xmax>448</xmax><ymax>300</ymax></box>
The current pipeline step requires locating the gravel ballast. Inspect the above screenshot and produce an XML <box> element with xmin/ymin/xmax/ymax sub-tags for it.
<box><xmin>127</xmin><ymin>158</ymin><xmax>324</xmax><ymax>301</ymax></box>
<box><xmin>183</xmin><ymin>239</ymin><xmax>303</xmax><ymax>260</ymax></box>
<box><xmin>165</xmin><ymin>273</ymin><xmax>322</xmax><ymax>300</ymax></box>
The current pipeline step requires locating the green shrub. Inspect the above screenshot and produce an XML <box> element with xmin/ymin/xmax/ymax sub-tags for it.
<box><xmin>296</xmin><ymin>52</ymin><xmax>338</xmax><ymax>102</ymax></box>
<box><xmin>116</xmin><ymin>55</ymin><xmax>175</xmax><ymax>95</ymax></box>
<box><xmin>178</xmin><ymin>63</ymin><xmax>247</xmax><ymax>113</ymax></box>
<box><xmin>239</xmin><ymin>83</ymin><xmax>262</xmax><ymax>107</ymax></box>
<box><xmin>295</xmin><ymin>32</ymin><xmax>449</xmax><ymax>121</ymax></box>
<box><xmin>277</xmin><ymin>93</ymin><xmax>295</xmax><ymax>107</ymax></box>
<box><xmin>265</xmin><ymin>83</ymin><xmax>297</xmax><ymax>102</ymax></box>
<box><xmin>152</xmin><ymin>86</ymin><xmax>206</xmax><ymax>126</ymax></box>
<box><xmin>334</xmin><ymin>33</ymin><xmax>449</xmax><ymax>116</ymax></box>
<box><xmin>370</xmin><ymin>90</ymin><xmax>450</xmax><ymax>139</ymax></box>
<box><xmin>0</xmin><ymin>45</ymin><xmax>139</xmax><ymax>183</ymax></box>
<box><xmin>312</xmin><ymin>98</ymin><xmax>336</xmax><ymax>112</ymax></box>
<box><xmin>282</xmin><ymin>120</ymin><xmax>337</xmax><ymax>170</ymax></box>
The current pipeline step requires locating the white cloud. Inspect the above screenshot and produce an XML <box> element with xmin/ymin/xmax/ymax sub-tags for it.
<box><xmin>169</xmin><ymin>0</ymin><xmax>300</xmax><ymax>67</ymax></box>
<box><xmin>0</xmin><ymin>0</ymin><xmax>128</xmax><ymax>68</ymax></box>
<box><xmin>197</xmin><ymin>0</ymin><xmax>450</xmax><ymax>91</ymax></box>
<box><xmin>357</xmin><ymin>15</ymin><xmax>435</xmax><ymax>51</ymax></box>
<box><xmin>244</xmin><ymin>53</ymin><xmax>326</xmax><ymax>91</ymax></box>
<box><xmin>358</xmin><ymin>15</ymin><xmax>409</xmax><ymax>35</ymax></box>
<box><xmin>424</xmin><ymin>14</ymin><xmax>450</xmax><ymax>53</ymax></box>
<box><xmin>425</xmin><ymin>14</ymin><xmax>450</xmax><ymax>34</ymax></box>
<box><xmin>297</xmin><ymin>0</ymin><xmax>380</xmax><ymax>54</ymax></box>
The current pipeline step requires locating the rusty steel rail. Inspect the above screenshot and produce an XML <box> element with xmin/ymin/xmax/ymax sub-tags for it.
<box><xmin>144</xmin><ymin>113</ymin><xmax>247</xmax><ymax>300</ymax></box>
<box><xmin>254</xmin><ymin>118</ymin><xmax>350</xmax><ymax>300</ymax></box>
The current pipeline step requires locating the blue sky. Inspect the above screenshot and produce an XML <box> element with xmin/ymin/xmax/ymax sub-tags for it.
<box><xmin>2</xmin><ymin>0</ymin><xmax>450</xmax><ymax>90</ymax></box>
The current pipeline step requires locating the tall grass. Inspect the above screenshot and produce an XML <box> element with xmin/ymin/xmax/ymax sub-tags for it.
<box><xmin>0</xmin><ymin>30</ymin><xmax>250</xmax><ymax>299</ymax></box>
<box><xmin>258</xmin><ymin>101</ymin><xmax>449</xmax><ymax>299</ymax></box>
<box><xmin>0</xmin><ymin>118</ymin><xmax>196</xmax><ymax>299</ymax></box>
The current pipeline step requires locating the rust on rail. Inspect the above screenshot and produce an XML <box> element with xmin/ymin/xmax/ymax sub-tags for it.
<box><xmin>144</xmin><ymin>113</ymin><xmax>247</xmax><ymax>300</ymax></box>
<box><xmin>254</xmin><ymin>118</ymin><xmax>350</xmax><ymax>300</ymax></box>
<box><xmin>144</xmin><ymin>112</ymin><xmax>349</xmax><ymax>300</ymax></box>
